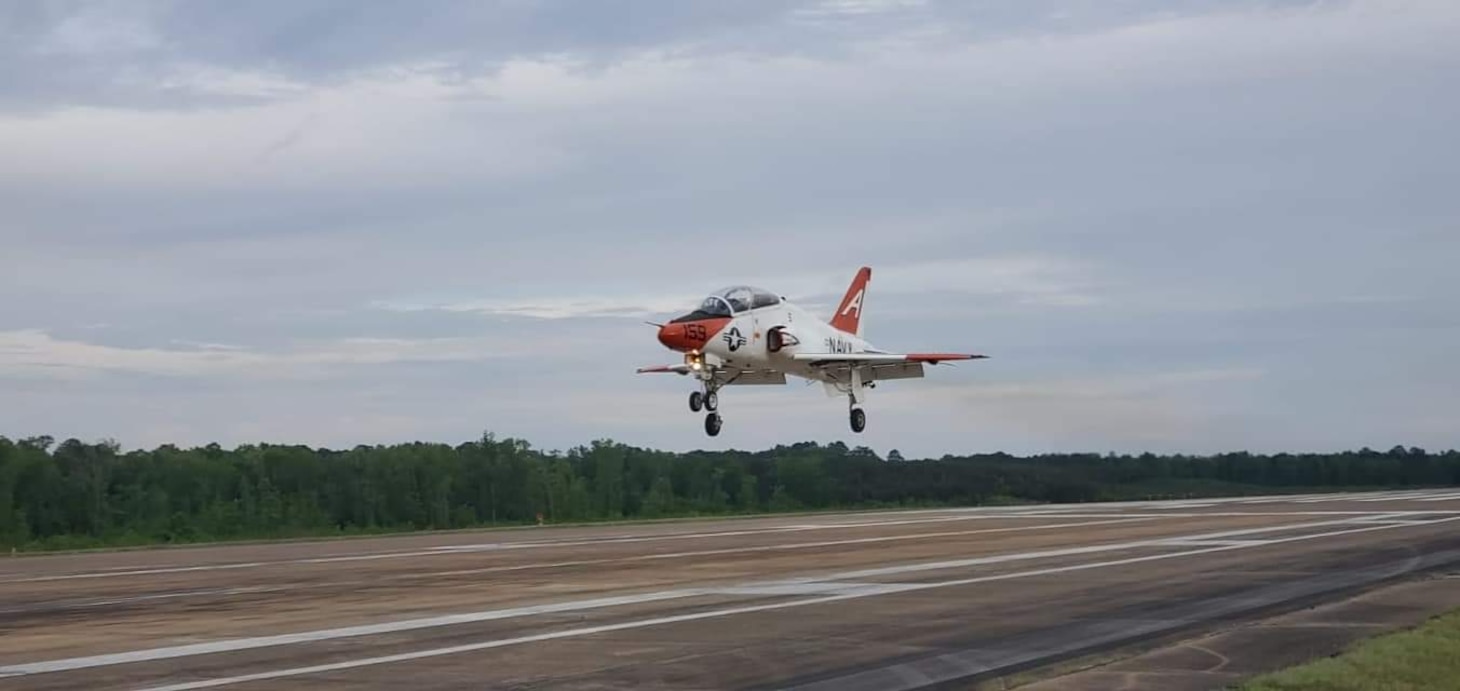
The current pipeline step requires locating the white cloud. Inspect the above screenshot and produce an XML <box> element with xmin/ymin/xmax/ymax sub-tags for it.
<box><xmin>7</xmin><ymin>0</ymin><xmax>1456</xmax><ymax>197</ymax></box>
<box><xmin>373</xmin><ymin>293</ymin><xmax>703</xmax><ymax>320</ymax></box>
<box><xmin>956</xmin><ymin>367</ymin><xmax>1266</xmax><ymax>400</ymax></box>
<box><xmin>0</xmin><ymin>64</ymin><xmax>572</xmax><ymax>192</ymax></box>
<box><xmin>32</xmin><ymin>3</ymin><xmax>162</xmax><ymax>57</ymax></box>
<box><xmin>0</xmin><ymin>330</ymin><xmax>566</xmax><ymax>380</ymax></box>
<box><xmin>152</xmin><ymin>64</ymin><xmax>312</xmax><ymax>101</ymax></box>
<box><xmin>793</xmin><ymin>0</ymin><xmax>928</xmax><ymax>20</ymax></box>
<box><xmin>1</xmin><ymin>0</ymin><xmax>1456</xmax><ymax>453</ymax></box>
<box><xmin>874</xmin><ymin>367</ymin><xmax>1267</xmax><ymax>448</ymax></box>
<box><xmin>373</xmin><ymin>254</ymin><xmax>1100</xmax><ymax>321</ymax></box>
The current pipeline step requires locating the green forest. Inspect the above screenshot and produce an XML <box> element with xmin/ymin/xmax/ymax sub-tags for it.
<box><xmin>1</xmin><ymin>433</ymin><xmax>1456</xmax><ymax>552</ymax></box>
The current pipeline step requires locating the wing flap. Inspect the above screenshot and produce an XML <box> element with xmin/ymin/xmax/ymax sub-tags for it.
<box><xmin>816</xmin><ymin>360</ymin><xmax>926</xmax><ymax>384</ymax></box>
<box><xmin>793</xmin><ymin>351</ymin><xmax>984</xmax><ymax>384</ymax></box>
<box><xmin>717</xmin><ymin>369</ymin><xmax>787</xmax><ymax>386</ymax></box>
<box><xmin>636</xmin><ymin>364</ymin><xmax>786</xmax><ymax>386</ymax></box>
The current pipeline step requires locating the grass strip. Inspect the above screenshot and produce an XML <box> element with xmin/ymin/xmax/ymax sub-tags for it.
<box><xmin>1239</xmin><ymin>606</ymin><xmax>1460</xmax><ymax>691</ymax></box>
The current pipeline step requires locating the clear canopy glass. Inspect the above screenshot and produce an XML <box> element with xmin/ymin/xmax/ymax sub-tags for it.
<box><xmin>701</xmin><ymin>286</ymin><xmax>780</xmax><ymax>314</ymax></box>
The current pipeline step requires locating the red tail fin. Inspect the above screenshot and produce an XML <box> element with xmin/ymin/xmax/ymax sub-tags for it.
<box><xmin>830</xmin><ymin>266</ymin><xmax>871</xmax><ymax>336</ymax></box>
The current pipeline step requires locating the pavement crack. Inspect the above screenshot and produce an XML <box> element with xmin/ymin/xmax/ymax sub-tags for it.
<box><xmin>1182</xmin><ymin>642</ymin><xmax>1232</xmax><ymax>672</ymax></box>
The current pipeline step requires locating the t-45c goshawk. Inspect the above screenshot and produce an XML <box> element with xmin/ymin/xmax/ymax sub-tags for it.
<box><xmin>638</xmin><ymin>266</ymin><xmax>987</xmax><ymax>436</ymax></box>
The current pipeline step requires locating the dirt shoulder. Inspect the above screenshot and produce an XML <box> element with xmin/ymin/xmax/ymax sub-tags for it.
<box><xmin>1008</xmin><ymin>571</ymin><xmax>1460</xmax><ymax>691</ymax></box>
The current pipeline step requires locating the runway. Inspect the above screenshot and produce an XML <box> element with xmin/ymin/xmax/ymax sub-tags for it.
<box><xmin>2</xmin><ymin>489</ymin><xmax>1459</xmax><ymax>690</ymax></box>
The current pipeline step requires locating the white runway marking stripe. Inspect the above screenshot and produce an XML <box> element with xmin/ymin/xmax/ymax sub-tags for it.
<box><xmin>20</xmin><ymin>512</ymin><xmax>1453</xmax><ymax>613</ymax></box>
<box><xmin>301</xmin><ymin>517</ymin><xmax>1163</xmax><ymax>587</ymax></box>
<box><xmin>767</xmin><ymin>516</ymin><xmax>1398</xmax><ymax>583</ymax></box>
<box><xmin>0</xmin><ymin>517</ymin><xmax>1159</xmax><ymax>660</ymax></box>
<box><xmin>0</xmin><ymin>562</ymin><xmax>269</xmax><ymax>584</ymax></box>
<box><xmin>133</xmin><ymin>595</ymin><xmax>866</xmax><ymax>691</ymax></box>
<box><xmin>1355</xmin><ymin>492</ymin><xmax>1433</xmax><ymax>502</ymax></box>
<box><xmin>1</xmin><ymin>517</ymin><xmax>1158</xmax><ymax>603</ymax></box>
<box><xmin>0</xmin><ymin>591</ymin><xmax>701</xmax><ymax>678</ymax></box>
<box><xmin>1152</xmin><ymin>539</ymin><xmax>1273</xmax><ymax>547</ymax></box>
<box><xmin>8</xmin><ymin>489</ymin><xmax>1454</xmax><ymax>584</ymax></box>
<box><xmin>8</xmin><ymin>509</ymin><xmax>1456</xmax><ymax>588</ymax></box>
<box><xmin>0</xmin><ymin>513</ymin><xmax>1435</xmax><ymax>680</ymax></box>
<box><xmin>0</xmin><ymin>512</ymin><xmax>1104</xmax><ymax>584</ymax></box>
<box><xmin>129</xmin><ymin>516</ymin><xmax>1460</xmax><ymax>691</ymax></box>
<box><xmin>0</xmin><ymin>586</ymin><xmax>283</xmax><ymax>616</ymax></box>
<box><xmin>13</xmin><ymin>511</ymin><xmax>1459</xmax><ymax>609</ymax></box>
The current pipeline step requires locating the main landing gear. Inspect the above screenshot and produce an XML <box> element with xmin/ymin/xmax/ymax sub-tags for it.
<box><xmin>691</xmin><ymin>384</ymin><xmax>722</xmax><ymax>436</ymax></box>
<box><xmin>845</xmin><ymin>372</ymin><xmax>868</xmax><ymax>434</ymax></box>
<box><xmin>688</xmin><ymin>390</ymin><xmax>718</xmax><ymax>413</ymax></box>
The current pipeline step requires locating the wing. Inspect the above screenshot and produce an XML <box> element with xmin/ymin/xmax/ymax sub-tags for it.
<box><xmin>790</xmin><ymin>352</ymin><xmax>987</xmax><ymax>383</ymax></box>
<box><xmin>790</xmin><ymin>352</ymin><xmax>987</xmax><ymax>366</ymax></box>
<box><xmin>635</xmin><ymin>364</ymin><xmax>786</xmax><ymax>386</ymax></box>
<box><xmin>636</xmin><ymin>364</ymin><xmax>691</xmax><ymax>375</ymax></box>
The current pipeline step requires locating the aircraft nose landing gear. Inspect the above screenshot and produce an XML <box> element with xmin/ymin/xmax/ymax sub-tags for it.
<box><xmin>693</xmin><ymin>381</ymin><xmax>723</xmax><ymax>436</ymax></box>
<box><xmin>850</xmin><ymin>407</ymin><xmax>866</xmax><ymax>433</ymax></box>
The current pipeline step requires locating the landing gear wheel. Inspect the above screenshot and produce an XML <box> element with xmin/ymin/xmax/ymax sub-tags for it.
<box><xmin>689</xmin><ymin>391</ymin><xmax>703</xmax><ymax>412</ymax></box>
<box><xmin>850</xmin><ymin>407</ymin><xmax>866</xmax><ymax>433</ymax></box>
<box><xmin>704</xmin><ymin>412</ymin><xmax>723</xmax><ymax>437</ymax></box>
<box><xmin>704</xmin><ymin>390</ymin><xmax>719</xmax><ymax>412</ymax></box>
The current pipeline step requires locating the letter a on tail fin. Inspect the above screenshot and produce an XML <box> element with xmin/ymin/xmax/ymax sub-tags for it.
<box><xmin>830</xmin><ymin>266</ymin><xmax>871</xmax><ymax>337</ymax></box>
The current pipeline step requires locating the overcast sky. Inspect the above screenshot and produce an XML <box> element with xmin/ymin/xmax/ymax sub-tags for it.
<box><xmin>2</xmin><ymin>0</ymin><xmax>1457</xmax><ymax>457</ymax></box>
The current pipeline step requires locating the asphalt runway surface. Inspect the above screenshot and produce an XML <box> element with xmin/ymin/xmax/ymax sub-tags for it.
<box><xmin>2</xmin><ymin>489</ymin><xmax>1459</xmax><ymax>690</ymax></box>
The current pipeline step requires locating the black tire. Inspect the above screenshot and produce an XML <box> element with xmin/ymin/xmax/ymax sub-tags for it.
<box><xmin>705</xmin><ymin>390</ymin><xmax>719</xmax><ymax>412</ymax></box>
<box><xmin>704</xmin><ymin>413</ymin><xmax>722</xmax><ymax>437</ymax></box>
<box><xmin>689</xmin><ymin>391</ymin><xmax>703</xmax><ymax>412</ymax></box>
<box><xmin>850</xmin><ymin>407</ymin><xmax>866</xmax><ymax>433</ymax></box>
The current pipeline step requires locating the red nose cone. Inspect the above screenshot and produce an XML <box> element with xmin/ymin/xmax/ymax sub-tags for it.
<box><xmin>656</xmin><ymin>324</ymin><xmax>682</xmax><ymax>350</ymax></box>
<box><xmin>657</xmin><ymin>318</ymin><xmax>730</xmax><ymax>352</ymax></box>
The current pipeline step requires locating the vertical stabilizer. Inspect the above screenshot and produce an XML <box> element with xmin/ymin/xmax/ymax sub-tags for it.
<box><xmin>829</xmin><ymin>266</ymin><xmax>871</xmax><ymax>337</ymax></box>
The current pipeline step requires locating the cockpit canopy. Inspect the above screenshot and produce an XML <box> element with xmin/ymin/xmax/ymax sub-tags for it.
<box><xmin>696</xmin><ymin>285</ymin><xmax>781</xmax><ymax>316</ymax></box>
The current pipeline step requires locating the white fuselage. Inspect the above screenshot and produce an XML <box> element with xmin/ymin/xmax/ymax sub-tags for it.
<box><xmin>698</xmin><ymin>300</ymin><xmax>877</xmax><ymax>384</ymax></box>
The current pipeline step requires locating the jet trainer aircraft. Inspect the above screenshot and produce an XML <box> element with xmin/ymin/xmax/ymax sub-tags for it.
<box><xmin>638</xmin><ymin>266</ymin><xmax>987</xmax><ymax>436</ymax></box>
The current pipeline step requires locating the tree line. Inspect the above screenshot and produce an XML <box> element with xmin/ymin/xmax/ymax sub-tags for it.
<box><xmin>1</xmin><ymin>433</ymin><xmax>1455</xmax><ymax>551</ymax></box>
